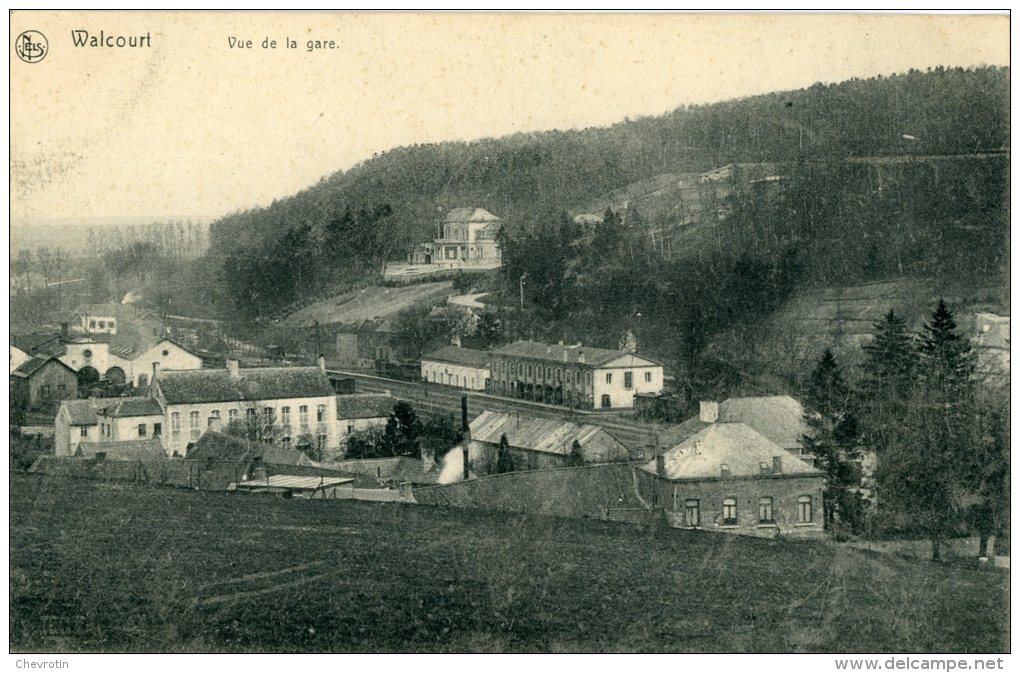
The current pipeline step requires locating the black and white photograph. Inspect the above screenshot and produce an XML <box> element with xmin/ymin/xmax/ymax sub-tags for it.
<box><xmin>7</xmin><ymin>10</ymin><xmax>1011</xmax><ymax>659</ymax></box>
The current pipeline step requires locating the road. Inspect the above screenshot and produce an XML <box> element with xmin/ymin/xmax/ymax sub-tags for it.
<box><xmin>328</xmin><ymin>369</ymin><xmax>685</xmax><ymax>453</ymax></box>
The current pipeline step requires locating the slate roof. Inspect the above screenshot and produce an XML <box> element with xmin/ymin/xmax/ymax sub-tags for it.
<box><xmin>76</xmin><ymin>438</ymin><xmax>166</xmax><ymax>461</ymax></box>
<box><xmin>718</xmin><ymin>395</ymin><xmax>809</xmax><ymax>450</ymax></box>
<box><xmin>11</xmin><ymin>356</ymin><xmax>75</xmax><ymax>379</ymax></box>
<box><xmin>99</xmin><ymin>396</ymin><xmax>164</xmax><ymax>418</ymax></box>
<box><xmin>492</xmin><ymin>340</ymin><xmax>645</xmax><ymax>367</ymax></box>
<box><xmin>336</xmin><ymin>393</ymin><xmax>393</xmax><ymax>420</ymax></box>
<box><xmin>422</xmin><ymin>346</ymin><xmax>491</xmax><ymax>368</ymax></box>
<box><xmin>445</xmin><ymin>207</ymin><xmax>500</xmax><ymax>223</ymax></box>
<box><xmin>157</xmin><ymin>366</ymin><xmax>333</xmax><ymax>405</ymax></box>
<box><xmin>326</xmin><ymin>456</ymin><xmax>437</xmax><ymax>485</ymax></box>
<box><xmin>59</xmin><ymin>398</ymin><xmax>109</xmax><ymax>425</ymax></box>
<box><xmin>11</xmin><ymin>333</ymin><xmax>65</xmax><ymax>358</ymax></box>
<box><xmin>640</xmin><ymin>422</ymin><xmax>820</xmax><ymax>481</ymax></box>
<box><xmin>468</xmin><ymin>410</ymin><xmax>616</xmax><ymax>456</ymax></box>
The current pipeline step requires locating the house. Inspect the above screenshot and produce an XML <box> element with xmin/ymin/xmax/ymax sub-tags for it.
<box><xmin>10</xmin><ymin>356</ymin><xmax>78</xmax><ymax>413</ymax></box>
<box><xmin>150</xmin><ymin>358</ymin><xmax>340</xmax><ymax>458</ymax></box>
<box><xmin>186</xmin><ymin>431</ymin><xmax>315</xmax><ymax>468</ymax></box>
<box><xmin>326</xmin><ymin>455</ymin><xmax>439</xmax><ymax>487</ymax></box>
<box><xmin>95</xmin><ymin>396</ymin><xmax>166</xmax><ymax>447</ymax></box>
<box><xmin>54</xmin><ymin>398</ymin><xmax>115</xmax><ymax>456</ymax></box>
<box><xmin>675</xmin><ymin>396</ymin><xmax>813</xmax><ymax>459</ymax></box>
<box><xmin>463</xmin><ymin>410</ymin><xmax>631</xmax><ymax>476</ymax></box>
<box><xmin>75</xmin><ymin>438</ymin><xmax>166</xmax><ymax>461</ymax></box>
<box><xmin>410</xmin><ymin>208</ymin><xmax>502</xmax><ymax>266</ymax></box>
<box><xmin>74</xmin><ymin>303</ymin><xmax>123</xmax><ymax>335</ymax></box>
<box><xmin>10</xmin><ymin>343</ymin><xmax>32</xmax><ymax>374</ymax></box>
<box><xmin>421</xmin><ymin>345</ymin><xmax>490</xmax><ymax>390</ymax></box>
<box><xmin>334</xmin><ymin>318</ymin><xmax>398</xmax><ymax>370</ymax></box>
<box><xmin>61</xmin><ymin>333</ymin><xmax>202</xmax><ymax>388</ymax></box>
<box><xmin>336</xmin><ymin>393</ymin><xmax>393</xmax><ymax>454</ymax></box>
<box><xmin>488</xmin><ymin>340</ymin><xmax>664</xmax><ymax>409</ymax></box>
<box><xmin>635</xmin><ymin>422</ymin><xmax>825</xmax><ymax>538</ymax></box>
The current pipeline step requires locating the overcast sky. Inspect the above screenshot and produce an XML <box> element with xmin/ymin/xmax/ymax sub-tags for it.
<box><xmin>9</xmin><ymin>11</ymin><xmax>1009</xmax><ymax>224</ymax></box>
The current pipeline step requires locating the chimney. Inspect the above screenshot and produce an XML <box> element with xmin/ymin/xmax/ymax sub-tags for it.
<box><xmin>460</xmin><ymin>395</ymin><xmax>470</xmax><ymax>434</ymax></box>
<box><xmin>699</xmin><ymin>401</ymin><xmax>719</xmax><ymax>423</ymax></box>
<box><xmin>451</xmin><ymin>334</ymin><xmax>462</xmax><ymax>348</ymax></box>
<box><xmin>60</xmin><ymin>322</ymin><xmax>69</xmax><ymax>338</ymax></box>
<box><xmin>317</xmin><ymin>355</ymin><xmax>326</xmax><ymax>372</ymax></box>
<box><xmin>577</xmin><ymin>350</ymin><xmax>586</xmax><ymax>364</ymax></box>
<box><xmin>720</xmin><ymin>463</ymin><xmax>731</xmax><ymax>478</ymax></box>
<box><xmin>422</xmin><ymin>447</ymin><xmax>435</xmax><ymax>473</ymax></box>
<box><xmin>558</xmin><ymin>340</ymin><xmax>564</xmax><ymax>346</ymax></box>
<box><xmin>656</xmin><ymin>454</ymin><xmax>666</xmax><ymax>477</ymax></box>
<box><xmin>151</xmin><ymin>362</ymin><xmax>159</xmax><ymax>386</ymax></box>
<box><xmin>772</xmin><ymin>456</ymin><xmax>783</xmax><ymax>474</ymax></box>
<box><xmin>226</xmin><ymin>359</ymin><xmax>240</xmax><ymax>379</ymax></box>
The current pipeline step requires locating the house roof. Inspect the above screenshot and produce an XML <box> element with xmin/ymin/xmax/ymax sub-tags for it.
<box><xmin>326</xmin><ymin>456</ymin><xmax>437</xmax><ymax>485</ymax></box>
<box><xmin>99</xmin><ymin>396</ymin><xmax>164</xmax><ymax>418</ymax></box>
<box><xmin>156</xmin><ymin>366</ymin><xmax>334</xmax><ymax>405</ymax></box>
<box><xmin>336</xmin><ymin>393</ymin><xmax>393</xmax><ymax>420</ymax></box>
<box><xmin>76</xmin><ymin>438</ymin><xmax>166</xmax><ymax>461</ymax></box>
<box><xmin>11</xmin><ymin>332</ymin><xmax>65</xmax><ymax>358</ymax></box>
<box><xmin>59</xmin><ymin>398</ymin><xmax>109</xmax><ymax>426</ymax></box>
<box><xmin>235</xmin><ymin>474</ymin><xmax>354</xmax><ymax>492</ymax></box>
<box><xmin>468</xmin><ymin>410</ymin><xmax>617</xmax><ymax>456</ymax></box>
<box><xmin>718</xmin><ymin>395</ymin><xmax>809</xmax><ymax>450</ymax></box>
<box><xmin>639</xmin><ymin>422</ymin><xmax>820</xmax><ymax>481</ymax></box>
<box><xmin>444</xmin><ymin>207</ymin><xmax>500</xmax><ymax>224</ymax></box>
<box><xmin>492</xmin><ymin>340</ymin><xmax>658</xmax><ymax>368</ymax></box>
<box><xmin>422</xmin><ymin>346</ymin><xmax>491</xmax><ymax>369</ymax></box>
<box><xmin>11</xmin><ymin>356</ymin><xmax>75</xmax><ymax>379</ymax></box>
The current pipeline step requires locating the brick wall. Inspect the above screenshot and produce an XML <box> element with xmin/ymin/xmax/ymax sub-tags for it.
<box><xmin>634</xmin><ymin>469</ymin><xmax>826</xmax><ymax>538</ymax></box>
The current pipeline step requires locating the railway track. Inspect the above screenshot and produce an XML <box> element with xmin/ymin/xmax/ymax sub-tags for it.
<box><xmin>329</xmin><ymin>370</ymin><xmax>680</xmax><ymax>452</ymax></box>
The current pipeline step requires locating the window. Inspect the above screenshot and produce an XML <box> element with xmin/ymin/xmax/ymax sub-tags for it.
<box><xmin>153</xmin><ymin>423</ymin><xmax>162</xmax><ymax>437</ymax></box>
<box><xmin>109</xmin><ymin>320</ymin><xmax>115</xmax><ymax>329</ymax></box>
<box><xmin>281</xmin><ymin>406</ymin><xmax>291</xmax><ymax>425</ymax></box>
<box><xmin>759</xmin><ymin>497</ymin><xmax>774</xmax><ymax>524</ymax></box>
<box><xmin>80</xmin><ymin>426</ymin><xmax>88</xmax><ymax>438</ymax></box>
<box><xmin>606</xmin><ymin>373</ymin><xmax>613</xmax><ymax>384</ymax></box>
<box><xmin>89</xmin><ymin>320</ymin><xmax>96</xmax><ymax>329</ymax></box>
<box><xmin>798</xmin><ymin>495</ymin><xmax>813</xmax><ymax>524</ymax></box>
<box><xmin>83</xmin><ymin>349</ymin><xmax>93</xmax><ymax>359</ymax></box>
<box><xmin>644</xmin><ymin>371</ymin><xmax>651</xmax><ymax>383</ymax></box>
<box><xmin>527</xmin><ymin>365</ymin><xmax>532</xmax><ymax>377</ymax></box>
<box><xmin>684</xmin><ymin>499</ymin><xmax>700</xmax><ymax>528</ymax></box>
<box><xmin>281</xmin><ymin>436</ymin><xmax>291</xmax><ymax>448</ymax></box>
<box><xmin>545</xmin><ymin>367</ymin><xmax>551</xmax><ymax>380</ymax></box>
<box><xmin>162</xmin><ymin>349</ymin><xmax>169</xmax><ymax>357</ymax></box>
<box><xmin>299</xmin><ymin>405</ymin><xmax>308</xmax><ymax>425</ymax></box>
<box><xmin>138</xmin><ymin>424</ymin><xmax>147</xmax><ymax>438</ymax></box>
<box><xmin>556</xmin><ymin>368</ymin><xmax>562</xmax><ymax>382</ymax></box>
<box><xmin>586</xmin><ymin>372</ymin><xmax>592</xmax><ymax>386</ymax></box>
<box><xmin>347</xmin><ymin>424</ymin><xmax>354</xmax><ymax>434</ymax></box>
<box><xmin>317</xmin><ymin>404</ymin><xmax>326</xmax><ymax>422</ymax></box>
<box><xmin>317</xmin><ymin>434</ymin><xmax>327</xmax><ymax>450</ymax></box>
<box><xmin>246</xmin><ymin>408</ymin><xmax>256</xmax><ymax>419</ymax></box>
<box><xmin>189</xmin><ymin>411</ymin><xmax>200</xmax><ymax>440</ymax></box>
<box><xmin>263</xmin><ymin>407</ymin><xmax>274</xmax><ymax>423</ymax></box>
<box><xmin>518</xmin><ymin>363</ymin><xmax>523</xmax><ymax>377</ymax></box>
<box><xmin>566</xmin><ymin>371</ymin><xmax>572</xmax><ymax>385</ymax></box>
<box><xmin>624</xmin><ymin>372</ymin><xmax>633</xmax><ymax>389</ymax></box>
<box><xmin>98</xmin><ymin>321</ymin><xmax>106</xmax><ymax>329</ymax></box>
<box><xmin>722</xmin><ymin>498</ymin><xmax>738</xmax><ymax>526</ymax></box>
<box><xmin>58</xmin><ymin>383</ymin><xmax>66</xmax><ymax>393</ymax></box>
<box><xmin>228</xmin><ymin>409</ymin><xmax>239</xmax><ymax>423</ymax></box>
<box><xmin>171</xmin><ymin>412</ymin><xmax>181</xmax><ymax>436</ymax></box>
<box><xmin>41</xmin><ymin>384</ymin><xmax>51</xmax><ymax>399</ymax></box>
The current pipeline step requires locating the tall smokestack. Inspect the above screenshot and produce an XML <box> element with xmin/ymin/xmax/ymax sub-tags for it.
<box><xmin>461</xmin><ymin>395</ymin><xmax>469</xmax><ymax>434</ymax></box>
<box><xmin>656</xmin><ymin>454</ymin><xmax>666</xmax><ymax>477</ymax></box>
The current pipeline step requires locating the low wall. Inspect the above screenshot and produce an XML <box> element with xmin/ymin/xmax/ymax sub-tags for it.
<box><xmin>412</xmin><ymin>463</ymin><xmax>650</xmax><ymax>521</ymax></box>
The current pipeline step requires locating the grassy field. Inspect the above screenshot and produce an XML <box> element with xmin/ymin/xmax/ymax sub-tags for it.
<box><xmin>284</xmin><ymin>282</ymin><xmax>453</xmax><ymax>327</ymax></box>
<box><xmin>10</xmin><ymin>473</ymin><xmax>1008</xmax><ymax>653</ymax></box>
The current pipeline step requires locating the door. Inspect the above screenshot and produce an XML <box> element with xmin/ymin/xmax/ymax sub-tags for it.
<box><xmin>684</xmin><ymin>499</ymin><xmax>700</xmax><ymax>528</ymax></box>
<box><xmin>601</xmin><ymin>394</ymin><xmax>611</xmax><ymax>409</ymax></box>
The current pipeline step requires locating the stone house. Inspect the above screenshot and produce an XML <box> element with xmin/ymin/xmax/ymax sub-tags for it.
<box><xmin>150</xmin><ymin>359</ymin><xmax>340</xmax><ymax>457</ymax></box>
<box><xmin>421</xmin><ymin>345</ymin><xmax>491</xmax><ymax>390</ymax></box>
<box><xmin>336</xmin><ymin>393</ymin><xmax>394</xmax><ymax>456</ymax></box>
<box><xmin>10</xmin><ymin>356</ymin><xmax>78</xmax><ymax>413</ymax></box>
<box><xmin>635</xmin><ymin>422</ymin><xmax>825</xmax><ymax>538</ymax></box>
<box><xmin>488</xmin><ymin>340</ymin><xmax>663</xmax><ymax>409</ymax></box>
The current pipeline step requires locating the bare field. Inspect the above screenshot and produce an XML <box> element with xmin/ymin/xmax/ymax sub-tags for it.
<box><xmin>9</xmin><ymin>473</ymin><xmax>1008</xmax><ymax>653</ymax></box>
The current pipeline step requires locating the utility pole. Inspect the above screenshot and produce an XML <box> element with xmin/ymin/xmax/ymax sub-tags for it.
<box><xmin>519</xmin><ymin>273</ymin><xmax>527</xmax><ymax>311</ymax></box>
<box><xmin>314</xmin><ymin>321</ymin><xmax>321</xmax><ymax>360</ymax></box>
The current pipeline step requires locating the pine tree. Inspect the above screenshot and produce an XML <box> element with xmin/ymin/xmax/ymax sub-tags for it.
<box><xmin>861</xmin><ymin>309</ymin><xmax>917</xmax><ymax>401</ymax></box>
<box><xmin>801</xmin><ymin>348</ymin><xmax>863</xmax><ymax>531</ymax></box>
<box><xmin>918</xmin><ymin>298</ymin><xmax>976</xmax><ymax>395</ymax></box>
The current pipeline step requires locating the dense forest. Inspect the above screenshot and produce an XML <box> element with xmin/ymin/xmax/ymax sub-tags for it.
<box><xmin>205</xmin><ymin>66</ymin><xmax>1008</xmax><ymax>322</ymax></box>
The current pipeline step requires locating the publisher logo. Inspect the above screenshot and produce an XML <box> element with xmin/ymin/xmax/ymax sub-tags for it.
<box><xmin>15</xmin><ymin>31</ymin><xmax>48</xmax><ymax>63</ymax></box>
